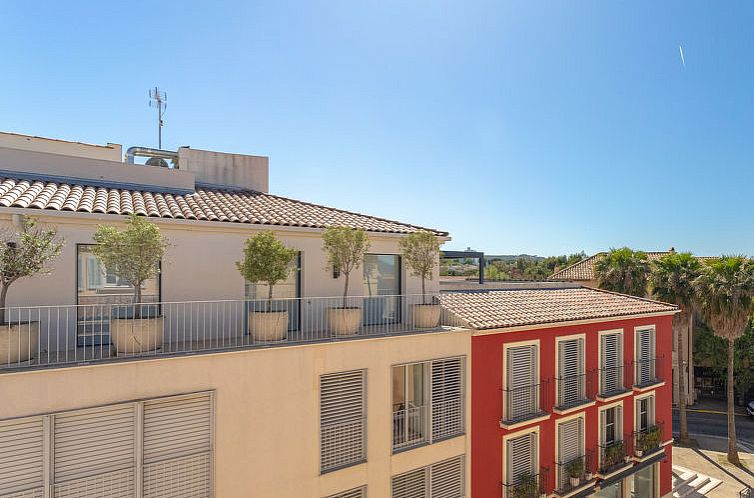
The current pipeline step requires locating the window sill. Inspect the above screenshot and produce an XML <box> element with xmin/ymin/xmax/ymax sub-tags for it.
<box><xmin>499</xmin><ymin>412</ymin><xmax>550</xmax><ymax>430</ymax></box>
<box><xmin>553</xmin><ymin>400</ymin><xmax>596</xmax><ymax>415</ymax></box>
<box><xmin>633</xmin><ymin>380</ymin><xmax>665</xmax><ymax>393</ymax></box>
<box><xmin>595</xmin><ymin>389</ymin><xmax>632</xmax><ymax>403</ymax></box>
<box><xmin>553</xmin><ymin>478</ymin><xmax>597</xmax><ymax>498</ymax></box>
<box><xmin>631</xmin><ymin>447</ymin><xmax>664</xmax><ymax>463</ymax></box>
<box><xmin>595</xmin><ymin>461</ymin><xmax>633</xmax><ymax>480</ymax></box>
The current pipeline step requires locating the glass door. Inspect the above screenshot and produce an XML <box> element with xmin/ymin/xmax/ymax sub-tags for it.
<box><xmin>363</xmin><ymin>254</ymin><xmax>401</xmax><ymax>326</ymax></box>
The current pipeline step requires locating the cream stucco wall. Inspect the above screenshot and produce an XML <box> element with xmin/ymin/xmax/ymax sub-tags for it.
<box><xmin>0</xmin><ymin>329</ymin><xmax>471</xmax><ymax>498</ymax></box>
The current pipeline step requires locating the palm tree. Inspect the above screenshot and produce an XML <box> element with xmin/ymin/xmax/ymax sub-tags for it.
<box><xmin>649</xmin><ymin>252</ymin><xmax>701</xmax><ymax>445</ymax></box>
<box><xmin>694</xmin><ymin>255</ymin><xmax>754</xmax><ymax>465</ymax></box>
<box><xmin>593</xmin><ymin>247</ymin><xmax>650</xmax><ymax>297</ymax></box>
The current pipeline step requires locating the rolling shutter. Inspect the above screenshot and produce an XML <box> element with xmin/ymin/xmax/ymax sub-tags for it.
<box><xmin>506</xmin><ymin>345</ymin><xmax>537</xmax><ymax>420</ymax></box>
<box><xmin>557</xmin><ymin>339</ymin><xmax>584</xmax><ymax>406</ymax></box>
<box><xmin>601</xmin><ymin>333</ymin><xmax>622</xmax><ymax>394</ymax></box>
<box><xmin>392</xmin><ymin>467</ymin><xmax>428</xmax><ymax>498</ymax></box>
<box><xmin>0</xmin><ymin>417</ymin><xmax>44</xmax><ymax>498</ymax></box>
<box><xmin>326</xmin><ymin>486</ymin><xmax>366</xmax><ymax>498</ymax></box>
<box><xmin>557</xmin><ymin>418</ymin><xmax>583</xmax><ymax>488</ymax></box>
<box><xmin>320</xmin><ymin>370</ymin><xmax>367</xmax><ymax>473</ymax></box>
<box><xmin>431</xmin><ymin>358</ymin><xmax>464</xmax><ymax>441</ymax></box>
<box><xmin>636</xmin><ymin>329</ymin><xmax>655</xmax><ymax>385</ymax></box>
<box><xmin>430</xmin><ymin>456</ymin><xmax>464</xmax><ymax>498</ymax></box>
<box><xmin>142</xmin><ymin>393</ymin><xmax>213</xmax><ymax>497</ymax></box>
<box><xmin>506</xmin><ymin>432</ymin><xmax>536</xmax><ymax>485</ymax></box>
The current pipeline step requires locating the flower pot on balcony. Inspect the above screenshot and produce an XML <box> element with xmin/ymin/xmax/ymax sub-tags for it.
<box><xmin>111</xmin><ymin>316</ymin><xmax>163</xmax><ymax>354</ymax></box>
<box><xmin>636</xmin><ymin>448</ymin><xmax>643</xmax><ymax>457</ymax></box>
<box><xmin>569</xmin><ymin>476</ymin><xmax>580</xmax><ymax>487</ymax></box>
<box><xmin>585</xmin><ymin>472</ymin><xmax>593</xmax><ymax>481</ymax></box>
<box><xmin>0</xmin><ymin>321</ymin><xmax>39</xmax><ymax>363</ymax></box>
<box><xmin>248</xmin><ymin>310</ymin><xmax>288</xmax><ymax>342</ymax></box>
<box><xmin>412</xmin><ymin>303</ymin><xmax>441</xmax><ymax>328</ymax></box>
<box><xmin>327</xmin><ymin>307</ymin><xmax>361</xmax><ymax>336</ymax></box>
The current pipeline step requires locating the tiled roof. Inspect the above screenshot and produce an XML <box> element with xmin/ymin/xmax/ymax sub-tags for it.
<box><xmin>439</xmin><ymin>287</ymin><xmax>678</xmax><ymax>330</ymax></box>
<box><xmin>0</xmin><ymin>177</ymin><xmax>446</xmax><ymax>235</ymax></box>
<box><xmin>549</xmin><ymin>252</ymin><xmax>713</xmax><ymax>281</ymax></box>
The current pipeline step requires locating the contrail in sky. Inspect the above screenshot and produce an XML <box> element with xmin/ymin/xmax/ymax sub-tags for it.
<box><xmin>679</xmin><ymin>45</ymin><xmax>686</xmax><ymax>68</ymax></box>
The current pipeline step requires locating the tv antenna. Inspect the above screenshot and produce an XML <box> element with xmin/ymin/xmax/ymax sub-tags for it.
<box><xmin>149</xmin><ymin>87</ymin><xmax>167</xmax><ymax>149</ymax></box>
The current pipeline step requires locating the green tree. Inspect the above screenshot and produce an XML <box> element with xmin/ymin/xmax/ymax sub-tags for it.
<box><xmin>322</xmin><ymin>226</ymin><xmax>371</xmax><ymax>308</ymax></box>
<box><xmin>594</xmin><ymin>247</ymin><xmax>650</xmax><ymax>297</ymax></box>
<box><xmin>694</xmin><ymin>322</ymin><xmax>754</xmax><ymax>405</ymax></box>
<box><xmin>399</xmin><ymin>231</ymin><xmax>440</xmax><ymax>304</ymax></box>
<box><xmin>92</xmin><ymin>215</ymin><xmax>169</xmax><ymax>319</ymax></box>
<box><xmin>649</xmin><ymin>252</ymin><xmax>701</xmax><ymax>444</ymax></box>
<box><xmin>0</xmin><ymin>218</ymin><xmax>64</xmax><ymax>324</ymax></box>
<box><xmin>694</xmin><ymin>255</ymin><xmax>754</xmax><ymax>465</ymax></box>
<box><xmin>236</xmin><ymin>231</ymin><xmax>297</xmax><ymax>311</ymax></box>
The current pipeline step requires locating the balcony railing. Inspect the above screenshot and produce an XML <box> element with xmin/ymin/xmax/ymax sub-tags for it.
<box><xmin>633</xmin><ymin>356</ymin><xmax>663</xmax><ymax>388</ymax></box>
<box><xmin>597</xmin><ymin>364</ymin><xmax>629</xmax><ymax>398</ymax></box>
<box><xmin>0</xmin><ymin>294</ymin><xmax>455</xmax><ymax>371</ymax></box>
<box><xmin>598</xmin><ymin>439</ymin><xmax>629</xmax><ymax>475</ymax></box>
<box><xmin>554</xmin><ymin>450</ymin><xmax>595</xmax><ymax>495</ymax></box>
<box><xmin>502</xmin><ymin>467</ymin><xmax>549</xmax><ymax>498</ymax></box>
<box><xmin>502</xmin><ymin>380</ymin><xmax>550</xmax><ymax>426</ymax></box>
<box><xmin>554</xmin><ymin>372</ymin><xmax>593</xmax><ymax>411</ymax></box>
<box><xmin>392</xmin><ymin>404</ymin><xmax>428</xmax><ymax>450</ymax></box>
<box><xmin>633</xmin><ymin>422</ymin><xmax>663</xmax><ymax>457</ymax></box>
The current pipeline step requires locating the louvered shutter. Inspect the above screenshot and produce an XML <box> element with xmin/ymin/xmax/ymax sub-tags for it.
<box><xmin>557</xmin><ymin>418</ymin><xmax>583</xmax><ymax>488</ymax></box>
<box><xmin>558</xmin><ymin>339</ymin><xmax>584</xmax><ymax>406</ymax></box>
<box><xmin>52</xmin><ymin>404</ymin><xmax>136</xmax><ymax>497</ymax></box>
<box><xmin>431</xmin><ymin>358</ymin><xmax>464</xmax><ymax>441</ymax></box>
<box><xmin>506</xmin><ymin>345</ymin><xmax>537</xmax><ymax>420</ymax></box>
<box><xmin>636</xmin><ymin>329</ymin><xmax>655</xmax><ymax>385</ymax></box>
<box><xmin>320</xmin><ymin>370</ymin><xmax>367</xmax><ymax>473</ymax></box>
<box><xmin>0</xmin><ymin>417</ymin><xmax>44</xmax><ymax>497</ymax></box>
<box><xmin>142</xmin><ymin>392</ymin><xmax>213</xmax><ymax>498</ymax></box>
<box><xmin>392</xmin><ymin>467</ymin><xmax>428</xmax><ymax>498</ymax></box>
<box><xmin>326</xmin><ymin>486</ymin><xmax>366</xmax><ymax>498</ymax></box>
<box><xmin>506</xmin><ymin>432</ymin><xmax>536</xmax><ymax>485</ymax></box>
<box><xmin>430</xmin><ymin>456</ymin><xmax>464</xmax><ymax>498</ymax></box>
<box><xmin>601</xmin><ymin>333</ymin><xmax>622</xmax><ymax>395</ymax></box>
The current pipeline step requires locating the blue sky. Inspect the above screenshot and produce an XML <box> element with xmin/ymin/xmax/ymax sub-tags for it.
<box><xmin>2</xmin><ymin>1</ymin><xmax>753</xmax><ymax>256</ymax></box>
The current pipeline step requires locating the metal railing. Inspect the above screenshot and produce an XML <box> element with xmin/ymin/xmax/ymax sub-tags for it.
<box><xmin>597</xmin><ymin>364</ymin><xmax>628</xmax><ymax>398</ymax></box>
<box><xmin>502</xmin><ymin>380</ymin><xmax>550</xmax><ymax>425</ymax></box>
<box><xmin>598</xmin><ymin>439</ymin><xmax>629</xmax><ymax>475</ymax></box>
<box><xmin>392</xmin><ymin>404</ymin><xmax>428</xmax><ymax>450</ymax></box>
<box><xmin>0</xmin><ymin>294</ymin><xmax>455</xmax><ymax>371</ymax></box>
<box><xmin>633</xmin><ymin>422</ymin><xmax>663</xmax><ymax>457</ymax></box>
<box><xmin>633</xmin><ymin>356</ymin><xmax>663</xmax><ymax>388</ymax></box>
<box><xmin>555</xmin><ymin>372</ymin><xmax>593</xmax><ymax>410</ymax></box>
<box><xmin>554</xmin><ymin>450</ymin><xmax>594</xmax><ymax>495</ymax></box>
<box><xmin>502</xmin><ymin>467</ymin><xmax>549</xmax><ymax>498</ymax></box>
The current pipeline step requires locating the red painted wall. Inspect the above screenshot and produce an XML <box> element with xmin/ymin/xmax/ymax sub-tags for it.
<box><xmin>471</xmin><ymin>314</ymin><xmax>674</xmax><ymax>498</ymax></box>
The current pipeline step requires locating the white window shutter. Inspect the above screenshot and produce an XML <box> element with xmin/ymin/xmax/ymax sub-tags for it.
<box><xmin>392</xmin><ymin>467</ymin><xmax>428</xmax><ymax>498</ymax></box>
<box><xmin>431</xmin><ymin>357</ymin><xmax>465</xmax><ymax>441</ymax></box>
<box><xmin>320</xmin><ymin>370</ymin><xmax>367</xmax><ymax>473</ymax></box>
<box><xmin>430</xmin><ymin>456</ymin><xmax>464</xmax><ymax>498</ymax></box>
<box><xmin>558</xmin><ymin>339</ymin><xmax>584</xmax><ymax>406</ymax></box>
<box><xmin>326</xmin><ymin>486</ymin><xmax>367</xmax><ymax>498</ymax></box>
<box><xmin>636</xmin><ymin>329</ymin><xmax>655</xmax><ymax>385</ymax></box>
<box><xmin>601</xmin><ymin>333</ymin><xmax>622</xmax><ymax>394</ymax></box>
<box><xmin>506</xmin><ymin>345</ymin><xmax>537</xmax><ymax>419</ymax></box>
<box><xmin>557</xmin><ymin>418</ymin><xmax>583</xmax><ymax>488</ymax></box>
<box><xmin>507</xmin><ymin>432</ymin><xmax>536</xmax><ymax>485</ymax></box>
<box><xmin>0</xmin><ymin>416</ymin><xmax>44</xmax><ymax>497</ymax></box>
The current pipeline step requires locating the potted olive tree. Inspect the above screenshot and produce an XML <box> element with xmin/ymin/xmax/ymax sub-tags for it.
<box><xmin>0</xmin><ymin>218</ymin><xmax>63</xmax><ymax>363</ymax></box>
<box><xmin>566</xmin><ymin>456</ymin><xmax>584</xmax><ymax>488</ymax></box>
<box><xmin>399</xmin><ymin>230</ymin><xmax>441</xmax><ymax>328</ymax></box>
<box><xmin>322</xmin><ymin>226</ymin><xmax>370</xmax><ymax>336</ymax></box>
<box><xmin>92</xmin><ymin>214</ymin><xmax>168</xmax><ymax>354</ymax></box>
<box><xmin>236</xmin><ymin>231</ymin><xmax>296</xmax><ymax>341</ymax></box>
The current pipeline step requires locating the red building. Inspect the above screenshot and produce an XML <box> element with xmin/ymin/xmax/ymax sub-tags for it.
<box><xmin>442</xmin><ymin>285</ymin><xmax>677</xmax><ymax>498</ymax></box>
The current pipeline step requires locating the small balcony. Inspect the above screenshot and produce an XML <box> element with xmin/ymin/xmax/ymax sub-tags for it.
<box><xmin>0</xmin><ymin>294</ymin><xmax>457</xmax><ymax>372</ymax></box>
<box><xmin>502</xmin><ymin>467</ymin><xmax>549</xmax><ymax>498</ymax></box>
<box><xmin>392</xmin><ymin>403</ymin><xmax>428</xmax><ymax>451</ymax></box>
<box><xmin>501</xmin><ymin>380</ymin><xmax>551</xmax><ymax>428</ymax></box>
<box><xmin>554</xmin><ymin>372</ymin><xmax>594</xmax><ymax>414</ymax></box>
<box><xmin>596</xmin><ymin>364</ymin><xmax>630</xmax><ymax>401</ymax></box>
<box><xmin>554</xmin><ymin>451</ymin><xmax>596</xmax><ymax>496</ymax></box>
<box><xmin>597</xmin><ymin>440</ymin><xmax>631</xmax><ymax>477</ymax></box>
<box><xmin>633</xmin><ymin>422</ymin><xmax>664</xmax><ymax>460</ymax></box>
<box><xmin>633</xmin><ymin>356</ymin><xmax>664</xmax><ymax>390</ymax></box>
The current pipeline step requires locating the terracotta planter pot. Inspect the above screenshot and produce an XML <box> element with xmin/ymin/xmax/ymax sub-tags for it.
<box><xmin>327</xmin><ymin>308</ymin><xmax>361</xmax><ymax>336</ymax></box>
<box><xmin>412</xmin><ymin>304</ymin><xmax>441</xmax><ymax>328</ymax></box>
<box><xmin>111</xmin><ymin>316</ymin><xmax>164</xmax><ymax>354</ymax></box>
<box><xmin>0</xmin><ymin>321</ymin><xmax>39</xmax><ymax>363</ymax></box>
<box><xmin>248</xmin><ymin>310</ymin><xmax>288</xmax><ymax>342</ymax></box>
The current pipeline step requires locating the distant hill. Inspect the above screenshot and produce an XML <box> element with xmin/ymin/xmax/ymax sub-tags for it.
<box><xmin>485</xmin><ymin>254</ymin><xmax>545</xmax><ymax>262</ymax></box>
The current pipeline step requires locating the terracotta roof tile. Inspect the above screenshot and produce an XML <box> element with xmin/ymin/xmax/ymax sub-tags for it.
<box><xmin>550</xmin><ymin>252</ymin><xmax>714</xmax><ymax>281</ymax></box>
<box><xmin>439</xmin><ymin>287</ymin><xmax>677</xmax><ymax>330</ymax></box>
<box><xmin>0</xmin><ymin>176</ymin><xmax>445</xmax><ymax>235</ymax></box>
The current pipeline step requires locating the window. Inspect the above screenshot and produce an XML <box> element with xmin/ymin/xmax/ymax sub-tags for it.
<box><xmin>320</xmin><ymin>369</ymin><xmax>367</xmax><ymax>473</ymax></box>
<box><xmin>600</xmin><ymin>332</ymin><xmax>624</xmax><ymax>396</ymax></box>
<box><xmin>246</xmin><ymin>252</ymin><xmax>301</xmax><ymax>331</ymax></box>
<box><xmin>557</xmin><ymin>417</ymin><xmax>585</xmax><ymax>490</ymax></box>
<box><xmin>594</xmin><ymin>481</ymin><xmax>622</xmax><ymax>498</ymax></box>
<box><xmin>505</xmin><ymin>432</ymin><xmax>537</xmax><ymax>491</ymax></box>
<box><xmin>363</xmin><ymin>254</ymin><xmax>401</xmax><ymax>326</ymax></box>
<box><xmin>603</xmin><ymin>407</ymin><xmax>618</xmax><ymax>444</ymax></box>
<box><xmin>599</xmin><ymin>405</ymin><xmax>624</xmax><ymax>473</ymax></box>
<box><xmin>556</xmin><ymin>337</ymin><xmax>586</xmax><ymax>408</ymax></box>
<box><xmin>392</xmin><ymin>357</ymin><xmax>465</xmax><ymax>452</ymax></box>
<box><xmin>504</xmin><ymin>344</ymin><xmax>539</xmax><ymax>423</ymax></box>
<box><xmin>635</xmin><ymin>328</ymin><xmax>657</xmax><ymax>386</ymax></box>
<box><xmin>637</xmin><ymin>397</ymin><xmax>653</xmax><ymax>432</ymax></box>
<box><xmin>630</xmin><ymin>465</ymin><xmax>656</xmax><ymax>497</ymax></box>
<box><xmin>391</xmin><ymin>455</ymin><xmax>465</xmax><ymax>498</ymax></box>
<box><xmin>326</xmin><ymin>486</ymin><xmax>367</xmax><ymax>498</ymax></box>
<box><xmin>0</xmin><ymin>392</ymin><xmax>214</xmax><ymax>497</ymax></box>
<box><xmin>76</xmin><ymin>244</ymin><xmax>161</xmax><ymax>346</ymax></box>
